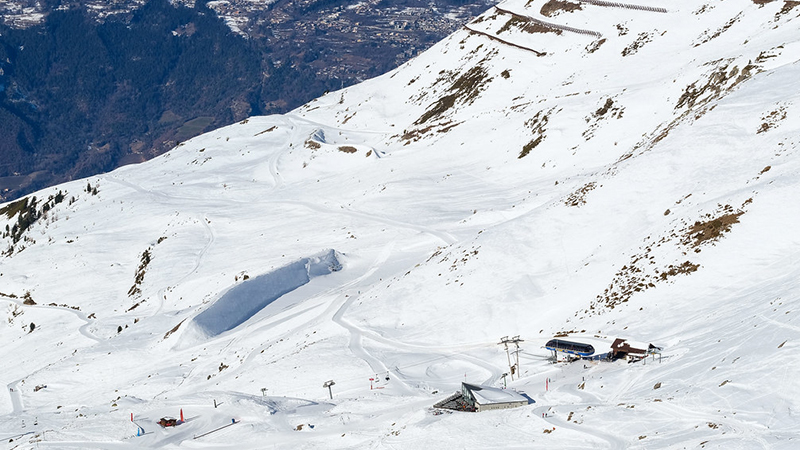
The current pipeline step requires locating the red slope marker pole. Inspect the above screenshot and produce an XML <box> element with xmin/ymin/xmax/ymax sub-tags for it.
<box><xmin>180</xmin><ymin>409</ymin><xmax>184</xmax><ymax>422</ymax></box>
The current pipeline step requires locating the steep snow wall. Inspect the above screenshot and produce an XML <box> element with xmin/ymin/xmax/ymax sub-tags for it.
<box><xmin>192</xmin><ymin>249</ymin><xmax>342</xmax><ymax>337</ymax></box>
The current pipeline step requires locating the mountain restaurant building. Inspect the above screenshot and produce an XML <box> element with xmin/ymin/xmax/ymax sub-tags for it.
<box><xmin>460</xmin><ymin>382</ymin><xmax>529</xmax><ymax>412</ymax></box>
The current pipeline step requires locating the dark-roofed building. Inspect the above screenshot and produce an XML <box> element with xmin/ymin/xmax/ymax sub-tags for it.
<box><xmin>611</xmin><ymin>338</ymin><xmax>663</xmax><ymax>362</ymax></box>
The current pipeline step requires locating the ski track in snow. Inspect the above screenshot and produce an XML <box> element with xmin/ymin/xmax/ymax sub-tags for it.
<box><xmin>331</xmin><ymin>242</ymin><xmax>418</xmax><ymax>395</ymax></box>
<box><xmin>533</xmin><ymin>403</ymin><xmax>626</xmax><ymax>450</ymax></box>
<box><xmin>1</xmin><ymin>296</ymin><xmax>101</xmax><ymax>344</ymax></box>
<box><xmin>154</xmin><ymin>216</ymin><xmax>215</xmax><ymax>317</ymax></box>
<box><xmin>2</xmin><ymin>296</ymin><xmax>101</xmax><ymax>417</ymax></box>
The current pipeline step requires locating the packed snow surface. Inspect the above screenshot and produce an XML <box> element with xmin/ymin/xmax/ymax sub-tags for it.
<box><xmin>466</xmin><ymin>383</ymin><xmax>528</xmax><ymax>405</ymax></box>
<box><xmin>1</xmin><ymin>0</ymin><xmax>800</xmax><ymax>448</ymax></box>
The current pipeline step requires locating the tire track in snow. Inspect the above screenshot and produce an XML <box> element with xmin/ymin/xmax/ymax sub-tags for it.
<box><xmin>532</xmin><ymin>366</ymin><xmax>629</xmax><ymax>449</ymax></box>
<box><xmin>107</xmin><ymin>176</ymin><xmax>172</xmax><ymax>202</ymax></box>
<box><xmin>1</xmin><ymin>297</ymin><xmax>101</xmax><ymax>414</ymax></box>
<box><xmin>267</xmin><ymin>114</ymin><xmax>391</xmax><ymax>193</ymax></box>
<box><xmin>263</xmin><ymin>198</ymin><xmax>457</xmax><ymax>247</ymax></box>
<box><xmin>154</xmin><ymin>216</ymin><xmax>215</xmax><ymax>317</ymax></box>
<box><xmin>758</xmin><ymin>314</ymin><xmax>800</xmax><ymax>333</ymax></box>
<box><xmin>331</xmin><ymin>242</ymin><xmax>418</xmax><ymax>395</ymax></box>
<box><xmin>1</xmin><ymin>297</ymin><xmax>100</xmax><ymax>344</ymax></box>
<box><xmin>211</xmin><ymin>242</ymin><xmax>408</xmax><ymax>390</ymax></box>
<box><xmin>266</xmin><ymin>116</ymin><xmax>302</xmax><ymax>191</ymax></box>
<box><xmin>533</xmin><ymin>403</ymin><xmax>625</xmax><ymax>449</ymax></box>
<box><xmin>330</xmin><ymin>244</ymin><xmax>503</xmax><ymax>389</ymax></box>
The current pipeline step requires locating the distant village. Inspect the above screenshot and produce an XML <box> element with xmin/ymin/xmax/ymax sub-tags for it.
<box><xmin>0</xmin><ymin>0</ymin><xmax>486</xmax><ymax>80</ymax></box>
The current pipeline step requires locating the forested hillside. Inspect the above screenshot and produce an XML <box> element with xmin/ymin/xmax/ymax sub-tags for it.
<box><xmin>0</xmin><ymin>0</ymin><xmax>337</xmax><ymax>200</ymax></box>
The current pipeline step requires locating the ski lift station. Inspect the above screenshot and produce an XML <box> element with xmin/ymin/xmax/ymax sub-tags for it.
<box><xmin>434</xmin><ymin>382</ymin><xmax>530</xmax><ymax>412</ymax></box>
<box><xmin>545</xmin><ymin>336</ymin><xmax>662</xmax><ymax>363</ymax></box>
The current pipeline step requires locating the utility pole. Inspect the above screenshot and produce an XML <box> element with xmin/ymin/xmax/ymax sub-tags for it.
<box><xmin>498</xmin><ymin>336</ymin><xmax>513</xmax><ymax>380</ymax></box>
<box><xmin>510</xmin><ymin>335</ymin><xmax>524</xmax><ymax>378</ymax></box>
<box><xmin>323</xmin><ymin>380</ymin><xmax>335</xmax><ymax>399</ymax></box>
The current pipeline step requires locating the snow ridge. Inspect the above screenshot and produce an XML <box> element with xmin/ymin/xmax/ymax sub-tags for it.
<box><xmin>191</xmin><ymin>249</ymin><xmax>342</xmax><ymax>338</ymax></box>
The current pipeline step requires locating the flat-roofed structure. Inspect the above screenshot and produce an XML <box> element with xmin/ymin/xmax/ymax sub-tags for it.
<box><xmin>461</xmin><ymin>382</ymin><xmax>529</xmax><ymax>412</ymax></box>
<box><xmin>434</xmin><ymin>383</ymin><xmax>530</xmax><ymax>412</ymax></box>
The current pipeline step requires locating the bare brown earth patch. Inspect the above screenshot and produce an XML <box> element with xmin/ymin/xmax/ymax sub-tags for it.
<box><xmin>676</xmin><ymin>62</ymin><xmax>758</xmax><ymax>110</ymax></box>
<box><xmin>401</xmin><ymin>121</ymin><xmax>461</xmax><ymax>144</ymax></box>
<box><xmin>695</xmin><ymin>13</ymin><xmax>742</xmax><ymax>47</ymax></box>
<box><xmin>587</xmin><ymin>202</ymin><xmax>749</xmax><ymax>314</ymax></box>
<box><xmin>164</xmin><ymin>319</ymin><xmax>185</xmax><ymax>339</ymax></box>
<box><xmin>413</xmin><ymin>65</ymin><xmax>492</xmax><ymax>126</ymax></box>
<box><xmin>519</xmin><ymin>107</ymin><xmax>558</xmax><ymax>158</ymax></box>
<box><xmin>497</xmin><ymin>16</ymin><xmax>561</xmax><ymax>35</ymax></box>
<box><xmin>254</xmin><ymin>126</ymin><xmax>277</xmax><ymax>136</ymax></box>
<box><xmin>681</xmin><ymin>205</ymin><xmax>744</xmax><ymax>248</ymax></box>
<box><xmin>585</xmin><ymin>38</ymin><xmax>606</xmax><ymax>54</ymax></box>
<box><xmin>618</xmin><ymin>60</ymin><xmax>761</xmax><ymax>162</ymax></box>
<box><xmin>757</xmin><ymin>105</ymin><xmax>788</xmax><ymax>133</ymax></box>
<box><xmin>779</xmin><ymin>1</ymin><xmax>800</xmax><ymax>16</ymax></box>
<box><xmin>540</xmin><ymin>0</ymin><xmax>583</xmax><ymax>17</ymax></box>
<box><xmin>564</xmin><ymin>182</ymin><xmax>598</xmax><ymax>206</ymax></box>
<box><xmin>621</xmin><ymin>32</ymin><xmax>653</xmax><ymax>57</ymax></box>
<box><xmin>583</xmin><ymin>97</ymin><xmax>624</xmax><ymax>140</ymax></box>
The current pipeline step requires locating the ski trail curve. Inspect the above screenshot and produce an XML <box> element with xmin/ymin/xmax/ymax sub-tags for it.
<box><xmin>1</xmin><ymin>297</ymin><xmax>101</xmax><ymax>344</ymax></box>
<box><xmin>330</xmin><ymin>243</ymin><xmax>502</xmax><ymax>390</ymax></box>
<box><xmin>263</xmin><ymin>198</ymin><xmax>457</xmax><ymax>247</ymax></box>
<box><xmin>2</xmin><ymin>297</ymin><xmax>101</xmax><ymax>414</ymax></box>
<box><xmin>154</xmin><ymin>216</ymin><xmax>214</xmax><ymax>317</ymax></box>
<box><xmin>533</xmin><ymin>403</ymin><xmax>626</xmax><ymax>449</ymax></box>
<box><xmin>331</xmin><ymin>242</ymin><xmax>418</xmax><ymax>394</ymax></box>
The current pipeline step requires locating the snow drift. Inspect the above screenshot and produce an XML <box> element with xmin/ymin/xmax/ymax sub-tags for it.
<box><xmin>191</xmin><ymin>249</ymin><xmax>342</xmax><ymax>338</ymax></box>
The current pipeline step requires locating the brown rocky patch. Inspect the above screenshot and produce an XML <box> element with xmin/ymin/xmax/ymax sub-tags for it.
<box><xmin>540</xmin><ymin>0</ymin><xmax>583</xmax><ymax>17</ymax></box>
<box><xmin>682</xmin><ymin>206</ymin><xmax>744</xmax><ymax>247</ymax></box>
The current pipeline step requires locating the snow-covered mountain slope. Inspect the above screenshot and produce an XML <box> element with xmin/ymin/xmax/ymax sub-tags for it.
<box><xmin>1</xmin><ymin>0</ymin><xmax>799</xmax><ymax>448</ymax></box>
